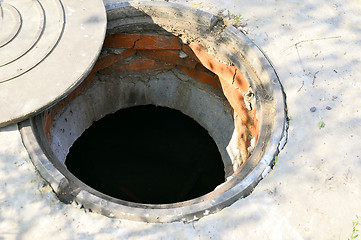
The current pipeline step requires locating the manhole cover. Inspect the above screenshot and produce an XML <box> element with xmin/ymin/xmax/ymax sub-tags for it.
<box><xmin>0</xmin><ymin>0</ymin><xmax>106</xmax><ymax>126</ymax></box>
<box><xmin>19</xmin><ymin>2</ymin><xmax>287</xmax><ymax>223</ymax></box>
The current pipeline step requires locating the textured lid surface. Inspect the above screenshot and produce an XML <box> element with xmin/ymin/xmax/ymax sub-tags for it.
<box><xmin>0</xmin><ymin>0</ymin><xmax>107</xmax><ymax>127</ymax></box>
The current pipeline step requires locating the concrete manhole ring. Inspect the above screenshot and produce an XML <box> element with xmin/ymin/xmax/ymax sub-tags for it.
<box><xmin>19</xmin><ymin>1</ymin><xmax>287</xmax><ymax>223</ymax></box>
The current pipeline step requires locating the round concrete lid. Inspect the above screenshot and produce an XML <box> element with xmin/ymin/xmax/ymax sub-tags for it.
<box><xmin>0</xmin><ymin>0</ymin><xmax>106</xmax><ymax>127</ymax></box>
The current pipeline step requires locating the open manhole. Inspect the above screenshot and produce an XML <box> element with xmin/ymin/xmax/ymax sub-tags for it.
<box><xmin>66</xmin><ymin>105</ymin><xmax>226</xmax><ymax>204</ymax></box>
<box><xmin>19</xmin><ymin>2</ymin><xmax>287</xmax><ymax>223</ymax></box>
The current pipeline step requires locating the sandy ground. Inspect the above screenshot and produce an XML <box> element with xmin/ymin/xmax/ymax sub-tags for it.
<box><xmin>1</xmin><ymin>0</ymin><xmax>361</xmax><ymax>239</ymax></box>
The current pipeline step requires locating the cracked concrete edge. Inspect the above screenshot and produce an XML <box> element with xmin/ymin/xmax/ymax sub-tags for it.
<box><xmin>18</xmin><ymin>120</ymin><xmax>65</xmax><ymax>194</ymax></box>
<box><xmin>105</xmin><ymin>1</ymin><xmax>220</xmax><ymax>30</ymax></box>
<box><xmin>223</xmin><ymin>25</ymin><xmax>288</xmax><ymax>157</ymax></box>
<box><xmin>224</xmin><ymin>26</ymin><xmax>289</xmax><ymax>152</ymax></box>
<box><xmin>216</xmin><ymin>27</ymin><xmax>288</xmax><ymax>190</ymax></box>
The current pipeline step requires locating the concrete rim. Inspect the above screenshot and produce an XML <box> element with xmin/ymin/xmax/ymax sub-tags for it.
<box><xmin>19</xmin><ymin>1</ymin><xmax>287</xmax><ymax>223</ymax></box>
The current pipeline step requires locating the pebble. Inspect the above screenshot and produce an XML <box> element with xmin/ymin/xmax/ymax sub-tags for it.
<box><xmin>310</xmin><ymin>107</ymin><xmax>316</xmax><ymax>112</ymax></box>
<box><xmin>179</xmin><ymin>50</ymin><xmax>188</xmax><ymax>59</ymax></box>
<box><xmin>326</xmin><ymin>106</ymin><xmax>332</xmax><ymax>110</ymax></box>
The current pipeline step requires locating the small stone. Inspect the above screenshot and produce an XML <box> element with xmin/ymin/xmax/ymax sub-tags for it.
<box><xmin>310</xmin><ymin>107</ymin><xmax>316</xmax><ymax>112</ymax></box>
<box><xmin>222</xmin><ymin>10</ymin><xmax>229</xmax><ymax>17</ymax></box>
<box><xmin>179</xmin><ymin>50</ymin><xmax>188</xmax><ymax>59</ymax></box>
<box><xmin>326</xmin><ymin>106</ymin><xmax>332</xmax><ymax>110</ymax></box>
<box><xmin>105</xmin><ymin>47</ymin><xmax>125</xmax><ymax>55</ymax></box>
<box><xmin>332</xmin><ymin>96</ymin><xmax>338</xmax><ymax>101</ymax></box>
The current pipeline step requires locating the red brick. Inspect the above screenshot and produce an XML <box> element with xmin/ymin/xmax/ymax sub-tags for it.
<box><xmin>188</xmin><ymin>43</ymin><xmax>235</xmax><ymax>79</ymax></box>
<box><xmin>188</xmin><ymin>43</ymin><xmax>250</xmax><ymax>92</ymax></box>
<box><xmin>103</xmin><ymin>34</ymin><xmax>139</xmax><ymax>48</ymax></box>
<box><xmin>187</xmin><ymin>43</ymin><xmax>258</xmax><ymax>138</ymax></box>
<box><xmin>219</xmin><ymin>77</ymin><xmax>257</xmax><ymax>138</ymax></box>
<box><xmin>138</xmin><ymin>49</ymin><xmax>197</xmax><ymax>69</ymax></box>
<box><xmin>177</xmin><ymin>64</ymin><xmax>222</xmax><ymax>90</ymax></box>
<box><xmin>233</xmin><ymin>69</ymin><xmax>249</xmax><ymax>92</ymax></box>
<box><xmin>181</xmin><ymin>44</ymin><xmax>201</xmax><ymax>62</ymax></box>
<box><xmin>103</xmin><ymin>33</ymin><xmax>181</xmax><ymax>50</ymax></box>
<box><xmin>100</xmin><ymin>55</ymin><xmax>175</xmax><ymax>74</ymax></box>
<box><xmin>93</xmin><ymin>49</ymin><xmax>136</xmax><ymax>72</ymax></box>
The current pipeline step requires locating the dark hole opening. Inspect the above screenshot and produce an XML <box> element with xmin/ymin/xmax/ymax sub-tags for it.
<box><xmin>65</xmin><ymin>105</ymin><xmax>225</xmax><ymax>204</ymax></box>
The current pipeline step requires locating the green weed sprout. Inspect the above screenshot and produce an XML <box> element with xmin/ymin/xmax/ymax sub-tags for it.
<box><xmin>349</xmin><ymin>215</ymin><xmax>360</xmax><ymax>240</ymax></box>
<box><xmin>318</xmin><ymin>121</ymin><xmax>325</xmax><ymax>129</ymax></box>
<box><xmin>272</xmin><ymin>156</ymin><xmax>279</xmax><ymax>167</ymax></box>
<box><xmin>235</xmin><ymin>13</ymin><xmax>243</xmax><ymax>25</ymax></box>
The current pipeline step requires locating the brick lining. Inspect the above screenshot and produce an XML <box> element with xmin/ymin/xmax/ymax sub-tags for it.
<box><xmin>48</xmin><ymin>33</ymin><xmax>259</xmax><ymax>164</ymax></box>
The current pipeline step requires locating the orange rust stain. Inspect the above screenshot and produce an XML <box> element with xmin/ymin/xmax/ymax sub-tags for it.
<box><xmin>43</xmin><ymin>110</ymin><xmax>52</xmax><ymax>141</ymax></box>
